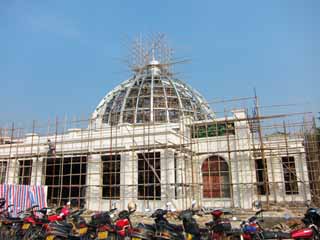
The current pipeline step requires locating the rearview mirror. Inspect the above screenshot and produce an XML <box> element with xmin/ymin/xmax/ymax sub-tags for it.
<box><xmin>191</xmin><ymin>200</ymin><xmax>197</xmax><ymax>209</ymax></box>
<box><xmin>166</xmin><ymin>202</ymin><xmax>172</xmax><ymax>210</ymax></box>
<box><xmin>253</xmin><ymin>200</ymin><xmax>262</xmax><ymax>210</ymax></box>
<box><xmin>305</xmin><ymin>200</ymin><xmax>311</xmax><ymax>208</ymax></box>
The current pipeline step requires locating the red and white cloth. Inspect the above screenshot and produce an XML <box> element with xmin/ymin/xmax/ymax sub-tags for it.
<box><xmin>0</xmin><ymin>184</ymin><xmax>47</xmax><ymax>214</ymax></box>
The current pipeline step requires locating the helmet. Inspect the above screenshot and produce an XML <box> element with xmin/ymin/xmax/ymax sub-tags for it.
<box><xmin>128</xmin><ymin>202</ymin><xmax>136</xmax><ymax>212</ymax></box>
<box><xmin>211</xmin><ymin>209</ymin><xmax>223</xmax><ymax>218</ymax></box>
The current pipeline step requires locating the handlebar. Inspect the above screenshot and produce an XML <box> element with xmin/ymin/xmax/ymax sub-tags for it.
<box><xmin>151</xmin><ymin>209</ymin><xmax>168</xmax><ymax>218</ymax></box>
<box><xmin>70</xmin><ymin>208</ymin><xmax>86</xmax><ymax>218</ymax></box>
<box><xmin>0</xmin><ymin>204</ymin><xmax>15</xmax><ymax>215</ymax></box>
<box><xmin>109</xmin><ymin>208</ymin><xmax>117</xmax><ymax>213</ymax></box>
<box><xmin>255</xmin><ymin>210</ymin><xmax>263</xmax><ymax>216</ymax></box>
<box><xmin>26</xmin><ymin>205</ymin><xmax>39</xmax><ymax>212</ymax></box>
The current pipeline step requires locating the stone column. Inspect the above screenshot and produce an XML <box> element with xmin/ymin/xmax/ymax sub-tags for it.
<box><xmin>7</xmin><ymin>158</ymin><xmax>18</xmax><ymax>184</ymax></box>
<box><xmin>121</xmin><ymin>152</ymin><xmax>137</xmax><ymax>210</ymax></box>
<box><xmin>31</xmin><ymin>157</ymin><xmax>43</xmax><ymax>185</ymax></box>
<box><xmin>162</xmin><ymin>149</ymin><xmax>176</xmax><ymax>203</ymax></box>
<box><xmin>86</xmin><ymin>154</ymin><xmax>102</xmax><ymax>211</ymax></box>
<box><xmin>232</xmin><ymin>109</ymin><xmax>254</xmax><ymax>209</ymax></box>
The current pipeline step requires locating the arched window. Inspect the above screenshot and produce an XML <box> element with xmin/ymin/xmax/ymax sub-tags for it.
<box><xmin>202</xmin><ymin>156</ymin><xmax>231</xmax><ymax>198</ymax></box>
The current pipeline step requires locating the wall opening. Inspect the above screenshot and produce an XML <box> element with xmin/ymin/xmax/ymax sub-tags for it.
<box><xmin>282</xmin><ymin>156</ymin><xmax>299</xmax><ymax>195</ymax></box>
<box><xmin>18</xmin><ymin>159</ymin><xmax>32</xmax><ymax>185</ymax></box>
<box><xmin>202</xmin><ymin>155</ymin><xmax>231</xmax><ymax>198</ymax></box>
<box><xmin>45</xmin><ymin>156</ymin><xmax>87</xmax><ymax>206</ymax></box>
<box><xmin>102</xmin><ymin>155</ymin><xmax>121</xmax><ymax>199</ymax></box>
<box><xmin>0</xmin><ymin>161</ymin><xmax>7</xmax><ymax>184</ymax></box>
<box><xmin>255</xmin><ymin>158</ymin><xmax>270</xmax><ymax>195</ymax></box>
<box><xmin>138</xmin><ymin>152</ymin><xmax>161</xmax><ymax>200</ymax></box>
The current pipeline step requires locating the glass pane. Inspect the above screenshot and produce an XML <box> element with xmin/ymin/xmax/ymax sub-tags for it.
<box><xmin>154</xmin><ymin>109</ymin><xmax>167</xmax><ymax>122</ymax></box>
<box><xmin>138</xmin><ymin>97</ymin><xmax>151</xmax><ymax>108</ymax></box>
<box><xmin>137</xmin><ymin>110</ymin><xmax>150</xmax><ymax>123</ymax></box>
<box><xmin>153</xmin><ymin>97</ymin><xmax>166</xmax><ymax>108</ymax></box>
<box><xmin>140</xmin><ymin>87</ymin><xmax>151</xmax><ymax>96</ymax></box>
<box><xmin>169</xmin><ymin>110</ymin><xmax>180</xmax><ymax>122</ymax></box>
<box><xmin>167</xmin><ymin>97</ymin><xmax>179</xmax><ymax>108</ymax></box>
<box><xmin>165</xmin><ymin>87</ymin><xmax>176</xmax><ymax>96</ymax></box>
<box><xmin>128</xmin><ymin>87</ymin><xmax>139</xmax><ymax>97</ymax></box>
<box><xmin>125</xmin><ymin>98</ymin><xmax>137</xmax><ymax>109</ymax></box>
<box><xmin>110</xmin><ymin>112</ymin><xmax>120</xmax><ymax>125</ymax></box>
<box><xmin>153</xmin><ymin>87</ymin><xmax>164</xmax><ymax>96</ymax></box>
<box><xmin>181</xmin><ymin>98</ymin><xmax>193</xmax><ymax>110</ymax></box>
<box><xmin>123</xmin><ymin>111</ymin><xmax>135</xmax><ymax>123</ymax></box>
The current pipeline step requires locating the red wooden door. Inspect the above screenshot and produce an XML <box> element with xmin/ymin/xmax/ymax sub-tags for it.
<box><xmin>202</xmin><ymin>156</ymin><xmax>230</xmax><ymax>198</ymax></box>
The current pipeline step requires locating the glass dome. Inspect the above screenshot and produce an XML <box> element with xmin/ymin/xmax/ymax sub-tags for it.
<box><xmin>92</xmin><ymin>61</ymin><xmax>214</xmax><ymax>125</ymax></box>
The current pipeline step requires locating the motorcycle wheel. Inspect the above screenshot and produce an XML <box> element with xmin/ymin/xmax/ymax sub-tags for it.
<box><xmin>22</xmin><ymin>229</ymin><xmax>33</xmax><ymax>240</ymax></box>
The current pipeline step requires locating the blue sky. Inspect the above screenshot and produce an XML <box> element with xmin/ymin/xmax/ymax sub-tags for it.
<box><xmin>0</xmin><ymin>1</ymin><xmax>319</xmax><ymax>126</ymax></box>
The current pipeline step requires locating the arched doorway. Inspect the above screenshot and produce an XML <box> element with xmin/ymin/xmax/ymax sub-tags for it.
<box><xmin>202</xmin><ymin>156</ymin><xmax>231</xmax><ymax>198</ymax></box>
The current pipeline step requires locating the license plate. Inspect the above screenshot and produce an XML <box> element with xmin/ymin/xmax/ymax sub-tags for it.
<box><xmin>186</xmin><ymin>233</ymin><xmax>193</xmax><ymax>240</ymax></box>
<box><xmin>46</xmin><ymin>235</ymin><xmax>55</xmax><ymax>240</ymax></box>
<box><xmin>98</xmin><ymin>231</ymin><xmax>108</xmax><ymax>239</ymax></box>
<box><xmin>22</xmin><ymin>223</ymin><xmax>30</xmax><ymax>230</ymax></box>
<box><xmin>132</xmin><ymin>238</ymin><xmax>141</xmax><ymax>240</ymax></box>
<box><xmin>79</xmin><ymin>227</ymin><xmax>88</xmax><ymax>235</ymax></box>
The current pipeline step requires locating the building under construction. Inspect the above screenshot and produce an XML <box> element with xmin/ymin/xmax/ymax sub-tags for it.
<box><xmin>0</xmin><ymin>38</ymin><xmax>319</xmax><ymax>211</ymax></box>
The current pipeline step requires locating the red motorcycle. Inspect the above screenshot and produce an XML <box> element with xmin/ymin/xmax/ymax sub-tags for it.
<box><xmin>205</xmin><ymin>209</ymin><xmax>232</xmax><ymax>240</ymax></box>
<box><xmin>89</xmin><ymin>208</ymin><xmax>117</xmax><ymax>240</ymax></box>
<box><xmin>290</xmin><ymin>208</ymin><xmax>320</xmax><ymax>240</ymax></box>
<box><xmin>20</xmin><ymin>205</ymin><xmax>70</xmax><ymax>239</ymax></box>
<box><xmin>114</xmin><ymin>209</ymin><xmax>135</xmax><ymax>239</ymax></box>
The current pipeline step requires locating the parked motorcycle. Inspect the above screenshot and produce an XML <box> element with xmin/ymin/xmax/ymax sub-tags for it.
<box><xmin>16</xmin><ymin>205</ymin><xmax>41</xmax><ymax>239</ymax></box>
<box><xmin>178</xmin><ymin>209</ymin><xmax>208</xmax><ymax>240</ymax></box>
<box><xmin>88</xmin><ymin>208</ymin><xmax>117</xmax><ymax>240</ymax></box>
<box><xmin>205</xmin><ymin>209</ymin><xmax>232</xmax><ymax>240</ymax></box>
<box><xmin>114</xmin><ymin>208</ymin><xmax>135</xmax><ymax>239</ymax></box>
<box><xmin>239</xmin><ymin>210</ymin><xmax>290</xmax><ymax>240</ymax></box>
<box><xmin>289</xmin><ymin>207</ymin><xmax>320</xmax><ymax>240</ymax></box>
<box><xmin>152</xmin><ymin>208</ymin><xmax>184</xmax><ymax>240</ymax></box>
<box><xmin>23</xmin><ymin>206</ymin><xmax>69</xmax><ymax>240</ymax></box>
<box><xmin>44</xmin><ymin>208</ymin><xmax>89</xmax><ymax>240</ymax></box>
<box><xmin>0</xmin><ymin>203</ymin><xmax>22</xmax><ymax>240</ymax></box>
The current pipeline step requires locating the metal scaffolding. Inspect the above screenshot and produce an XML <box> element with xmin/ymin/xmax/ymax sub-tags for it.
<box><xmin>0</xmin><ymin>95</ymin><xmax>319</xmax><ymax>210</ymax></box>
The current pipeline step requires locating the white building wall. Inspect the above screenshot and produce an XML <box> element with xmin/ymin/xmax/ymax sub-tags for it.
<box><xmin>0</xmin><ymin>111</ymin><xmax>312</xmax><ymax>211</ymax></box>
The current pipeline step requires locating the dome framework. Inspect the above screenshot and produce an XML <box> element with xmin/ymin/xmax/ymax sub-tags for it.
<box><xmin>93</xmin><ymin>61</ymin><xmax>214</xmax><ymax>125</ymax></box>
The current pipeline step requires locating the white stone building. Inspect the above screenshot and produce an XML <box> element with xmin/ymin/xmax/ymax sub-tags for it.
<box><xmin>0</xmin><ymin>60</ymin><xmax>311</xmax><ymax>211</ymax></box>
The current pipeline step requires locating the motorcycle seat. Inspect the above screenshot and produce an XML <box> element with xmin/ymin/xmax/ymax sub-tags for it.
<box><xmin>6</xmin><ymin>217</ymin><xmax>22</xmax><ymax>222</ymax></box>
<box><xmin>205</xmin><ymin>221</ymin><xmax>214</xmax><ymax>227</ymax></box>
<box><xmin>227</xmin><ymin>228</ymin><xmax>242</xmax><ymax>236</ymax></box>
<box><xmin>37</xmin><ymin>218</ymin><xmax>50</xmax><ymax>224</ymax></box>
<box><xmin>86</xmin><ymin>223</ymin><xmax>97</xmax><ymax>228</ymax></box>
<box><xmin>167</xmin><ymin>223</ymin><xmax>184</xmax><ymax>232</ymax></box>
<box><xmin>200</xmin><ymin>227</ymin><xmax>209</xmax><ymax>233</ymax></box>
<box><xmin>262</xmin><ymin>230</ymin><xmax>291</xmax><ymax>239</ymax></box>
<box><xmin>51</xmin><ymin>221</ymin><xmax>73</xmax><ymax>230</ymax></box>
<box><xmin>138</xmin><ymin>223</ymin><xmax>155</xmax><ymax>230</ymax></box>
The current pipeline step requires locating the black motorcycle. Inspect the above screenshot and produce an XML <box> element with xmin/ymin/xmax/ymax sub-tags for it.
<box><xmin>153</xmin><ymin>209</ymin><xmax>184</xmax><ymax>240</ymax></box>
<box><xmin>178</xmin><ymin>209</ymin><xmax>209</xmax><ymax>240</ymax></box>
<box><xmin>88</xmin><ymin>208</ymin><xmax>117</xmax><ymax>240</ymax></box>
